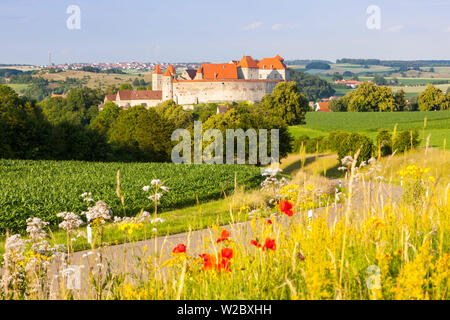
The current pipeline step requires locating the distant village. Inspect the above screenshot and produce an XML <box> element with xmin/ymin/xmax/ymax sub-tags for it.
<box><xmin>42</xmin><ymin>61</ymin><xmax>199</xmax><ymax>72</ymax></box>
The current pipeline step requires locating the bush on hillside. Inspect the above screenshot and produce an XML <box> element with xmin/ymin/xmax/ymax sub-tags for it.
<box><xmin>337</xmin><ymin>133</ymin><xmax>374</xmax><ymax>165</ymax></box>
<box><xmin>393</xmin><ymin>130</ymin><xmax>420</xmax><ymax>153</ymax></box>
<box><xmin>326</xmin><ymin>131</ymin><xmax>350</xmax><ymax>152</ymax></box>
<box><xmin>376</xmin><ymin>129</ymin><xmax>393</xmax><ymax>157</ymax></box>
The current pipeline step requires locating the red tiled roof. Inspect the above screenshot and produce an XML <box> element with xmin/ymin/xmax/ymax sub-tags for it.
<box><xmin>237</xmin><ymin>56</ymin><xmax>259</xmax><ymax>68</ymax></box>
<box><xmin>197</xmin><ymin>66</ymin><xmax>203</xmax><ymax>73</ymax></box>
<box><xmin>153</xmin><ymin>64</ymin><xmax>162</xmax><ymax>74</ymax></box>
<box><xmin>258</xmin><ymin>56</ymin><xmax>287</xmax><ymax>70</ymax></box>
<box><xmin>275</xmin><ymin>54</ymin><xmax>284</xmax><ymax>61</ymax></box>
<box><xmin>335</xmin><ymin>80</ymin><xmax>362</xmax><ymax>85</ymax></box>
<box><xmin>317</xmin><ymin>102</ymin><xmax>331</xmax><ymax>112</ymax></box>
<box><xmin>167</xmin><ymin>65</ymin><xmax>175</xmax><ymax>74</ymax></box>
<box><xmin>163</xmin><ymin>68</ymin><xmax>172</xmax><ymax>77</ymax></box>
<box><xmin>117</xmin><ymin>90</ymin><xmax>162</xmax><ymax>100</ymax></box>
<box><xmin>200</xmin><ymin>63</ymin><xmax>238</xmax><ymax>80</ymax></box>
<box><xmin>105</xmin><ymin>94</ymin><xmax>116</xmax><ymax>101</ymax></box>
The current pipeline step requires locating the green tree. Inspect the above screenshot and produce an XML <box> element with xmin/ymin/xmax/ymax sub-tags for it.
<box><xmin>418</xmin><ymin>84</ymin><xmax>445</xmax><ymax>111</ymax></box>
<box><xmin>40</xmin><ymin>87</ymin><xmax>102</xmax><ymax>126</ymax></box>
<box><xmin>373</xmin><ymin>75</ymin><xmax>387</xmax><ymax>86</ymax></box>
<box><xmin>108</xmin><ymin>105</ymin><xmax>174</xmax><ymax>162</ymax></box>
<box><xmin>105</xmin><ymin>84</ymin><xmax>119</xmax><ymax>95</ymax></box>
<box><xmin>376</xmin><ymin>129</ymin><xmax>392</xmax><ymax>156</ymax></box>
<box><xmin>289</xmin><ymin>69</ymin><xmax>335</xmax><ymax>101</ymax></box>
<box><xmin>0</xmin><ymin>85</ymin><xmax>51</xmax><ymax>159</ymax></box>
<box><xmin>347</xmin><ymin>82</ymin><xmax>394</xmax><ymax>112</ymax></box>
<box><xmin>332</xmin><ymin>73</ymin><xmax>343</xmax><ymax>81</ymax></box>
<box><xmin>203</xmin><ymin>108</ymin><xmax>292</xmax><ymax>162</ymax></box>
<box><xmin>260</xmin><ymin>81</ymin><xmax>309</xmax><ymax>125</ymax></box>
<box><xmin>393</xmin><ymin>89</ymin><xmax>407</xmax><ymax>111</ymax></box>
<box><xmin>119</xmin><ymin>83</ymin><xmax>133</xmax><ymax>91</ymax></box>
<box><xmin>156</xmin><ymin>100</ymin><xmax>193</xmax><ymax>130</ymax></box>
<box><xmin>328</xmin><ymin>99</ymin><xmax>347</xmax><ymax>112</ymax></box>
<box><xmin>132</xmin><ymin>78</ymin><xmax>140</xmax><ymax>87</ymax></box>
<box><xmin>337</xmin><ymin>133</ymin><xmax>374</xmax><ymax>165</ymax></box>
<box><xmin>90</xmin><ymin>101</ymin><xmax>121</xmax><ymax>135</ymax></box>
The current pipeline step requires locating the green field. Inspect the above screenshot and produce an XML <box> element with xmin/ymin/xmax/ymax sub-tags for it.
<box><xmin>0</xmin><ymin>160</ymin><xmax>263</xmax><ymax>234</ymax></box>
<box><xmin>290</xmin><ymin>111</ymin><xmax>450</xmax><ymax>148</ymax></box>
<box><xmin>5</xmin><ymin>83</ymin><xmax>30</xmax><ymax>93</ymax></box>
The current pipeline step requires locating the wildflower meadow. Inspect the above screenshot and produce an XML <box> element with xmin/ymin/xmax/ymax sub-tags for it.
<box><xmin>1</xmin><ymin>148</ymin><xmax>448</xmax><ymax>300</ymax></box>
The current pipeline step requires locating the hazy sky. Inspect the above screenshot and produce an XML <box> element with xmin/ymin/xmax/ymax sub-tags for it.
<box><xmin>1</xmin><ymin>0</ymin><xmax>449</xmax><ymax>64</ymax></box>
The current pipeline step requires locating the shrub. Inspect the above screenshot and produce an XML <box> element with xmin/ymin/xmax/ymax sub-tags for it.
<box><xmin>292</xmin><ymin>135</ymin><xmax>328</xmax><ymax>154</ymax></box>
<box><xmin>292</xmin><ymin>135</ymin><xmax>310</xmax><ymax>153</ymax></box>
<box><xmin>393</xmin><ymin>129</ymin><xmax>420</xmax><ymax>153</ymax></box>
<box><xmin>376</xmin><ymin>129</ymin><xmax>393</xmax><ymax>156</ymax></box>
<box><xmin>338</xmin><ymin>133</ymin><xmax>374</xmax><ymax>165</ymax></box>
<box><xmin>327</xmin><ymin>131</ymin><xmax>350</xmax><ymax>152</ymax></box>
<box><xmin>305</xmin><ymin>136</ymin><xmax>328</xmax><ymax>154</ymax></box>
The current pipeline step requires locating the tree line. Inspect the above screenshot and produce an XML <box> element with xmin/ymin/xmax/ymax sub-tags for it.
<box><xmin>328</xmin><ymin>82</ymin><xmax>449</xmax><ymax>112</ymax></box>
<box><xmin>0</xmin><ymin>81</ymin><xmax>310</xmax><ymax>163</ymax></box>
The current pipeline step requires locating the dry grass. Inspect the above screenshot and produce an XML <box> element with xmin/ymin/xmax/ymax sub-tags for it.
<box><xmin>36</xmin><ymin>70</ymin><xmax>154</xmax><ymax>89</ymax></box>
<box><xmin>378</xmin><ymin>147</ymin><xmax>450</xmax><ymax>185</ymax></box>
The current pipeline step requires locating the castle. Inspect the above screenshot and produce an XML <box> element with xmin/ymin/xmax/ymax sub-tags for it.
<box><xmin>104</xmin><ymin>55</ymin><xmax>289</xmax><ymax>109</ymax></box>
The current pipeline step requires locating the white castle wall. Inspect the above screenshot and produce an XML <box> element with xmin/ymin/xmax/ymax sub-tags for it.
<box><xmin>172</xmin><ymin>80</ymin><xmax>280</xmax><ymax>105</ymax></box>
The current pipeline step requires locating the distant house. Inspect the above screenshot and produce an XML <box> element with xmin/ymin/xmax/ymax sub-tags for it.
<box><xmin>334</xmin><ymin>80</ymin><xmax>362</xmax><ymax>88</ymax></box>
<box><xmin>217</xmin><ymin>106</ymin><xmax>229</xmax><ymax>114</ymax></box>
<box><xmin>101</xmin><ymin>90</ymin><xmax>162</xmax><ymax>110</ymax></box>
<box><xmin>51</xmin><ymin>93</ymin><xmax>67</xmax><ymax>99</ymax></box>
<box><xmin>314</xmin><ymin>102</ymin><xmax>331</xmax><ymax>112</ymax></box>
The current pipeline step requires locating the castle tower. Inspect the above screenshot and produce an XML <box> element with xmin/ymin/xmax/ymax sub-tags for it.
<box><xmin>162</xmin><ymin>66</ymin><xmax>174</xmax><ymax>101</ymax></box>
<box><xmin>237</xmin><ymin>56</ymin><xmax>259</xmax><ymax>79</ymax></box>
<box><xmin>152</xmin><ymin>64</ymin><xmax>163</xmax><ymax>91</ymax></box>
<box><xmin>195</xmin><ymin>65</ymin><xmax>203</xmax><ymax>80</ymax></box>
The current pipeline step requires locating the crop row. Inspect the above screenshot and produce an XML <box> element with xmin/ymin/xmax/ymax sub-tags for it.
<box><xmin>0</xmin><ymin>160</ymin><xmax>263</xmax><ymax>234</ymax></box>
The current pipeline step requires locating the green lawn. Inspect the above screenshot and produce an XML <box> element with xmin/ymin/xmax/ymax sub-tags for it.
<box><xmin>291</xmin><ymin>111</ymin><xmax>450</xmax><ymax>148</ymax></box>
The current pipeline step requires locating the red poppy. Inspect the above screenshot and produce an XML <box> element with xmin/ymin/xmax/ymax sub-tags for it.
<box><xmin>217</xmin><ymin>248</ymin><xmax>233</xmax><ymax>272</ymax></box>
<box><xmin>267</xmin><ymin>219</ymin><xmax>273</xmax><ymax>225</ymax></box>
<box><xmin>216</xmin><ymin>229</ymin><xmax>230</xmax><ymax>243</ymax></box>
<box><xmin>201</xmin><ymin>248</ymin><xmax>234</xmax><ymax>272</ymax></box>
<box><xmin>263</xmin><ymin>238</ymin><xmax>276</xmax><ymax>251</ymax></box>
<box><xmin>250</xmin><ymin>239</ymin><xmax>262</xmax><ymax>248</ymax></box>
<box><xmin>172</xmin><ymin>243</ymin><xmax>186</xmax><ymax>254</ymax></box>
<box><xmin>279</xmin><ymin>200</ymin><xmax>294</xmax><ymax>217</ymax></box>
<box><xmin>217</xmin><ymin>257</ymin><xmax>231</xmax><ymax>272</ymax></box>
<box><xmin>200</xmin><ymin>253</ymin><xmax>216</xmax><ymax>271</ymax></box>
<box><xmin>220</xmin><ymin>248</ymin><xmax>233</xmax><ymax>260</ymax></box>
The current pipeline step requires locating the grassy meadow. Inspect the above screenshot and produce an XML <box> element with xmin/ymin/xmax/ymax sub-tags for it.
<box><xmin>1</xmin><ymin>147</ymin><xmax>448</xmax><ymax>300</ymax></box>
<box><xmin>290</xmin><ymin>111</ymin><xmax>450</xmax><ymax>149</ymax></box>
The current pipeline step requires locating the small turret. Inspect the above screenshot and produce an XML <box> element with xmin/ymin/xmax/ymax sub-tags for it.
<box><xmin>152</xmin><ymin>64</ymin><xmax>163</xmax><ymax>90</ymax></box>
<box><xmin>195</xmin><ymin>65</ymin><xmax>203</xmax><ymax>80</ymax></box>
<box><xmin>162</xmin><ymin>66</ymin><xmax>174</xmax><ymax>101</ymax></box>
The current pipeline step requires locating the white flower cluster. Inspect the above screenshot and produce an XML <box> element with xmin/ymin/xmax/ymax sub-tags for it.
<box><xmin>26</xmin><ymin>217</ymin><xmax>49</xmax><ymax>241</ymax></box>
<box><xmin>57</xmin><ymin>212</ymin><xmax>84</xmax><ymax>232</ymax></box>
<box><xmin>5</xmin><ymin>234</ymin><xmax>26</xmax><ymax>253</ymax></box>
<box><xmin>150</xmin><ymin>217</ymin><xmax>165</xmax><ymax>224</ymax></box>
<box><xmin>113</xmin><ymin>211</ymin><xmax>153</xmax><ymax>224</ymax></box>
<box><xmin>261</xmin><ymin>167</ymin><xmax>283</xmax><ymax>177</ymax></box>
<box><xmin>143</xmin><ymin>179</ymin><xmax>169</xmax><ymax>203</ymax></box>
<box><xmin>260</xmin><ymin>169</ymin><xmax>289</xmax><ymax>193</ymax></box>
<box><xmin>363</xmin><ymin>157</ymin><xmax>384</xmax><ymax>180</ymax></box>
<box><xmin>81</xmin><ymin>192</ymin><xmax>94</xmax><ymax>203</ymax></box>
<box><xmin>338</xmin><ymin>156</ymin><xmax>355</xmax><ymax>171</ymax></box>
<box><xmin>82</xmin><ymin>200</ymin><xmax>112</xmax><ymax>223</ymax></box>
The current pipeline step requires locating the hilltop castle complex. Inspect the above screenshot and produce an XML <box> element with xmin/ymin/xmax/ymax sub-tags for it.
<box><xmin>104</xmin><ymin>55</ymin><xmax>289</xmax><ymax>109</ymax></box>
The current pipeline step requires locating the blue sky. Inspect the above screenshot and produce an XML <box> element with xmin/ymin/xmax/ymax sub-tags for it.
<box><xmin>0</xmin><ymin>0</ymin><xmax>449</xmax><ymax>64</ymax></box>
